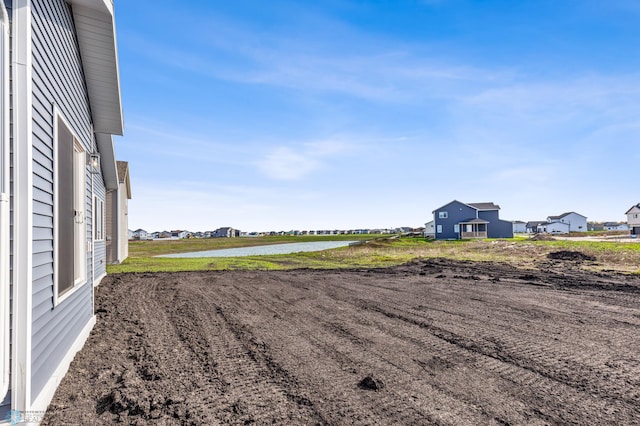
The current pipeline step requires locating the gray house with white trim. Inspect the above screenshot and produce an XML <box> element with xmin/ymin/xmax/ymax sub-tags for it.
<box><xmin>432</xmin><ymin>200</ymin><xmax>514</xmax><ymax>240</ymax></box>
<box><xmin>1</xmin><ymin>0</ymin><xmax>124</xmax><ymax>421</ymax></box>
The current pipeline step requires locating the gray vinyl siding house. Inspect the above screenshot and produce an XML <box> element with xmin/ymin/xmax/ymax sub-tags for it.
<box><xmin>432</xmin><ymin>200</ymin><xmax>514</xmax><ymax>240</ymax></box>
<box><xmin>1</xmin><ymin>0</ymin><xmax>124</xmax><ymax>421</ymax></box>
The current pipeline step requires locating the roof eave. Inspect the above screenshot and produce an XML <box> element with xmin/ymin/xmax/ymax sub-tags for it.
<box><xmin>69</xmin><ymin>0</ymin><xmax>124</xmax><ymax>136</ymax></box>
<box><xmin>96</xmin><ymin>133</ymin><xmax>117</xmax><ymax>190</ymax></box>
<box><xmin>432</xmin><ymin>199</ymin><xmax>476</xmax><ymax>214</ymax></box>
<box><xmin>624</xmin><ymin>204</ymin><xmax>640</xmax><ymax>214</ymax></box>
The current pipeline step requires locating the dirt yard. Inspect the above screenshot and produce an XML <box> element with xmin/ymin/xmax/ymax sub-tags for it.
<box><xmin>43</xmin><ymin>257</ymin><xmax>640</xmax><ymax>425</ymax></box>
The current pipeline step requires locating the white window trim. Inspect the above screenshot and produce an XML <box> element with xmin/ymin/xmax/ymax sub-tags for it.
<box><xmin>53</xmin><ymin>108</ymin><xmax>88</xmax><ymax>307</ymax></box>
<box><xmin>93</xmin><ymin>194</ymin><xmax>105</xmax><ymax>242</ymax></box>
<box><xmin>439</xmin><ymin>211</ymin><xmax>448</xmax><ymax>219</ymax></box>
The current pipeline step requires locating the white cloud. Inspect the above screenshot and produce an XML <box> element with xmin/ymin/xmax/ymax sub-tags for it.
<box><xmin>257</xmin><ymin>140</ymin><xmax>352</xmax><ymax>180</ymax></box>
<box><xmin>257</xmin><ymin>147</ymin><xmax>320</xmax><ymax>180</ymax></box>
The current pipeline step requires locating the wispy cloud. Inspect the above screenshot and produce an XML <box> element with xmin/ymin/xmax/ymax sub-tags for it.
<box><xmin>122</xmin><ymin>12</ymin><xmax>502</xmax><ymax>104</ymax></box>
<box><xmin>257</xmin><ymin>140</ymin><xmax>353</xmax><ymax>180</ymax></box>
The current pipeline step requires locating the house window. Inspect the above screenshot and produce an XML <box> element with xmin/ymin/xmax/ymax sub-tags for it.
<box><xmin>55</xmin><ymin>114</ymin><xmax>87</xmax><ymax>302</ymax></box>
<box><xmin>439</xmin><ymin>211</ymin><xmax>448</xmax><ymax>219</ymax></box>
<box><xmin>94</xmin><ymin>196</ymin><xmax>104</xmax><ymax>241</ymax></box>
<box><xmin>436</xmin><ymin>225</ymin><xmax>442</xmax><ymax>233</ymax></box>
<box><xmin>454</xmin><ymin>224</ymin><xmax>460</xmax><ymax>233</ymax></box>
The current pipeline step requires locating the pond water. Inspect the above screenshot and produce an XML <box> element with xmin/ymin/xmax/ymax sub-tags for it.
<box><xmin>157</xmin><ymin>241</ymin><xmax>359</xmax><ymax>258</ymax></box>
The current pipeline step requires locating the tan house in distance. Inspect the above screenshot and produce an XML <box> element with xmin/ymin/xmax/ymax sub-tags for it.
<box><xmin>106</xmin><ymin>161</ymin><xmax>132</xmax><ymax>264</ymax></box>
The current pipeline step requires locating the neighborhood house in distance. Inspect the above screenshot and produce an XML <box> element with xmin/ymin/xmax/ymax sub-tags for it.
<box><xmin>529</xmin><ymin>212</ymin><xmax>588</xmax><ymax>234</ymax></box>
<box><xmin>626</xmin><ymin>203</ymin><xmax>640</xmax><ymax>236</ymax></box>
<box><xmin>427</xmin><ymin>201</ymin><xmax>514</xmax><ymax>240</ymax></box>
<box><xmin>130</xmin><ymin>227</ymin><xmax>414</xmax><ymax>240</ymax></box>
<box><xmin>1</xmin><ymin>0</ymin><xmax>129</xmax><ymax>420</ymax></box>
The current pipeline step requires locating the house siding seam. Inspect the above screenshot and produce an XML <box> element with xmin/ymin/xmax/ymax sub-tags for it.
<box><xmin>29</xmin><ymin>0</ymin><xmax>94</xmax><ymax>403</ymax></box>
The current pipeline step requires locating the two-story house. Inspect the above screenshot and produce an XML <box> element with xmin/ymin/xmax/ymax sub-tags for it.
<box><xmin>132</xmin><ymin>229</ymin><xmax>148</xmax><ymax>240</ymax></box>
<box><xmin>213</xmin><ymin>227</ymin><xmax>240</xmax><ymax>238</ymax></box>
<box><xmin>626</xmin><ymin>204</ymin><xmax>640</xmax><ymax>236</ymax></box>
<box><xmin>432</xmin><ymin>201</ymin><xmax>513</xmax><ymax>240</ymax></box>
<box><xmin>545</xmin><ymin>212</ymin><xmax>588</xmax><ymax>233</ymax></box>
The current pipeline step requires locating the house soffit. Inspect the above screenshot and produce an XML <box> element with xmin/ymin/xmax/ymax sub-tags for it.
<box><xmin>68</xmin><ymin>0</ymin><xmax>123</xmax><ymax>135</ymax></box>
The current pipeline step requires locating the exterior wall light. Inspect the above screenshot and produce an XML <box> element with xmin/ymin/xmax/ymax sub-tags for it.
<box><xmin>88</xmin><ymin>152</ymin><xmax>100</xmax><ymax>174</ymax></box>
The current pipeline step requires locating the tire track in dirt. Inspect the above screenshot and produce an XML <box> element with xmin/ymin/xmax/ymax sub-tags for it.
<box><xmin>209</xmin><ymin>274</ymin><xmax>443</xmax><ymax>425</ymax></box>
<box><xmin>341</xmin><ymin>282</ymin><xmax>640</xmax><ymax>424</ymax></box>
<box><xmin>156</xmin><ymin>274</ymin><xmax>326</xmax><ymax>424</ymax></box>
<box><xmin>212</xmin><ymin>273</ymin><xmax>482</xmax><ymax>425</ymax></box>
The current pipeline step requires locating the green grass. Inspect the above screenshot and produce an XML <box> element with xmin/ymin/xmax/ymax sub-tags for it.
<box><xmin>108</xmin><ymin>235</ymin><xmax>640</xmax><ymax>274</ymax></box>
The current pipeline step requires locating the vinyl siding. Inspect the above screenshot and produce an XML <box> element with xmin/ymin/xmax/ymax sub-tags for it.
<box><xmin>29</xmin><ymin>0</ymin><xmax>95</xmax><ymax>402</ymax></box>
<box><xmin>477</xmin><ymin>210</ymin><xmax>514</xmax><ymax>239</ymax></box>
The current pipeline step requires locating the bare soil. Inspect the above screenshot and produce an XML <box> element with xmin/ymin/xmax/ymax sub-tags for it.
<box><xmin>43</xmin><ymin>258</ymin><xmax>640</xmax><ymax>425</ymax></box>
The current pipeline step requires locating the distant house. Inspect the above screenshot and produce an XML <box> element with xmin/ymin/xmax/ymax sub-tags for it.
<box><xmin>106</xmin><ymin>161</ymin><xmax>131</xmax><ymax>264</ymax></box>
<box><xmin>603</xmin><ymin>222</ymin><xmax>629</xmax><ymax>231</ymax></box>
<box><xmin>171</xmin><ymin>230</ymin><xmax>189</xmax><ymax>239</ymax></box>
<box><xmin>526</xmin><ymin>221</ymin><xmax>545</xmax><ymax>233</ymax></box>
<box><xmin>512</xmin><ymin>221</ymin><xmax>527</xmax><ymax>234</ymax></box>
<box><xmin>537</xmin><ymin>221</ymin><xmax>570</xmax><ymax>234</ymax></box>
<box><xmin>626</xmin><ymin>204</ymin><xmax>640</xmax><ymax>235</ymax></box>
<box><xmin>432</xmin><ymin>201</ymin><xmax>513</xmax><ymax>240</ymax></box>
<box><xmin>132</xmin><ymin>229</ymin><xmax>148</xmax><ymax>240</ymax></box>
<box><xmin>588</xmin><ymin>222</ymin><xmax>605</xmax><ymax>231</ymax></box>
<box><xmin>213</xmin><ymin>227</ymin><xmax>240</xmax><ymax>238</ymax></box>
<box><xmin>545</xmin><ymin>212</ymin><xmax>588</xmax><ymax>233</ymax></box>
<box><xmin>424</xmin><ymin>220</ymin><xmax>436</xmax><ymax>238</ymax></box>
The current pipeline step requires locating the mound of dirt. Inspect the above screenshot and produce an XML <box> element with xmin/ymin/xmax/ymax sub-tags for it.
<box><xmin>358</xmin><ymin>375</ymin><xmax>385</xmax><ymax>391</ymax></box>
<box><xmin>547</xmin><ymin>251</ymin><xmax>596</xmax><ymax>262</ymax></box>
<box><xmin>530</xmin><ymin>234</ymin><xmax>556</xmax><ymax>241</ymax></box>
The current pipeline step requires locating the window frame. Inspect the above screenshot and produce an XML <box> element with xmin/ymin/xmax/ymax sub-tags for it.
<box><xmin>53</xmin><ymin>109</ymin><xmax>88</xmax><ymax>306</ymax></box>
<box><xmin>438</xmin><ymin>211</ymin><xmax>448</xmax><ymax>219</ymax></box>
<box><xmin>93</xmin><ymin>195</ymin><xmax>104</xmax><ymax>241</ymax></box>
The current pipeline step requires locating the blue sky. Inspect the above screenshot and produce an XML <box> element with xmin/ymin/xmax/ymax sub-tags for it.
<box><xmin>113</xmin><ymin>0</ymin><xmax>640</xmax><ymax>232</ymax></box>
